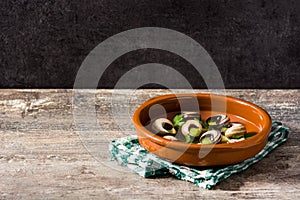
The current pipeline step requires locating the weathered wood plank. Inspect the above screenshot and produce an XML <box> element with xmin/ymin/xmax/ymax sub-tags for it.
<box><xmin>0</xmin><ymin>89</ymin><xmax>299</xmax><ymax>199</ymax></box>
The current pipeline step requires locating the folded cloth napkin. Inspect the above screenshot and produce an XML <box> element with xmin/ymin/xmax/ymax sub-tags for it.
<box><xmin>109</xmin><ymin>122</ymin><xmax>289</xmax><ymax>189</ymax></box>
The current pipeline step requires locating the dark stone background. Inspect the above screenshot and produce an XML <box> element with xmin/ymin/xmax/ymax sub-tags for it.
<box><xmin>1</xmin><ymin>0</ymin><xmax>299</xmax><ymax>89</ymax></box>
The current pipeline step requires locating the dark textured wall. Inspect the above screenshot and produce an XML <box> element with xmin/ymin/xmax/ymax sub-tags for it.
<box><xmin>1</xmin><ymin>0</ymin><xmax>299</xmax><ymax>88</ymax></box>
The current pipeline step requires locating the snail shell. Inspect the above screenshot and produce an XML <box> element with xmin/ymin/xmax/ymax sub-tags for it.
<box><xmin>199</xmin><ymin>130</ymin><xmax>222</xmax><ymax>144</ymax></box>
<box><xmin>181</xmin><ymin>111</ymin><xmax>201</xmax><ymax>121</ymax></box>
<box><xmin>163</xmin><ymin>135</ymin><xmax>178</xmax><ymax>141</ymax></box>
<box><xmin>227</xmin><ymin>137</ymin><xmax>245</xmax><ymax>143</ymax></box>
<box><xmin>151</xmin><ymin>118</ymin><xmax>176</xmax><ymax>135</ymax></box>
<box><xmin>224</xmin><ymin>122</ymin><xmax>246</xmax><ymax>138</ymax></box>
<box><xmin>206</xmin><ymin>114</ymin><xmax>230</xmax><ymax>127</ymax></box>
<box><xmin>181</xmin><ymin>119</ymin><xmax>202</xmax><ymax>137</ymax></box>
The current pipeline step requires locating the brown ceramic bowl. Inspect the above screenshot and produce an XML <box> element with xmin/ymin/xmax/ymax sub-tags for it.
<box><xmin>133</xmin><ymin>93</ymin><xmax>272</xmax><ymax>166</ymax></box>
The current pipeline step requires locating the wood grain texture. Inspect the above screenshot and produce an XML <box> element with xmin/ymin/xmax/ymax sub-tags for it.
<box><xmin>0</xmin><ymin>89</ymin><xmax>299</xmax><ymax>199</ymax></box>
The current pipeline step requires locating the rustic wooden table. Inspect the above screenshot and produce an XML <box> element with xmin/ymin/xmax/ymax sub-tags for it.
<box><xmin>0</xmin><ymin>89</ymin><xmax>299</xmax><ymax>199</ymax></box>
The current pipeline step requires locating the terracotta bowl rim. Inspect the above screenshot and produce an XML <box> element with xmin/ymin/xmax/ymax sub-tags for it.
<box><xmin>133</xmin><ymin>93</ymin><xmax>272</xmax><ymax>150</ymax></box>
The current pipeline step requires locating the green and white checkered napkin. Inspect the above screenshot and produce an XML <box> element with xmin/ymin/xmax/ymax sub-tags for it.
<box><xmin>109</xmin><ymin>122</ymin><xmax>289</xmax><ymax>189</ymax></box>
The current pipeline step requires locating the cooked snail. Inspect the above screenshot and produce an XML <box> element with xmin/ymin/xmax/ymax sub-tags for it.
<box><xmin>151</xmin><ymin>118</ymin><xmax>176</xmax><ymax>135</ymax></box>
<box><xmin>206</xmin><ymin>114</ymin><xmax>230</xmax><ymax>127</ymax></box>
<box><xmin>199</xmin><ymin>130</ymin><xmax>222</xmax><ymax>144</ymax></box>
<box><xmin>181</xmin><ymin>119</ymin><xmax>202</xmax><ymax>137</ymax></box>
<box><xmin>181</xmin><ymin>111</ymin><xmax>201</xmax><ymax>121</ymax></box>
<box><xmin>224</xmin><ymin>122</ymin><xmax>246</xmax><ymax>139</ymax></box>
<box><xmin>227</xmin><ymin>137</ymin><xmax>245</xmax><ymax>143</ymax></box>
<box><xmin>163</xmin><ymin>135</ymin><xmax>178</xmax><ymax>141</ymax></box>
